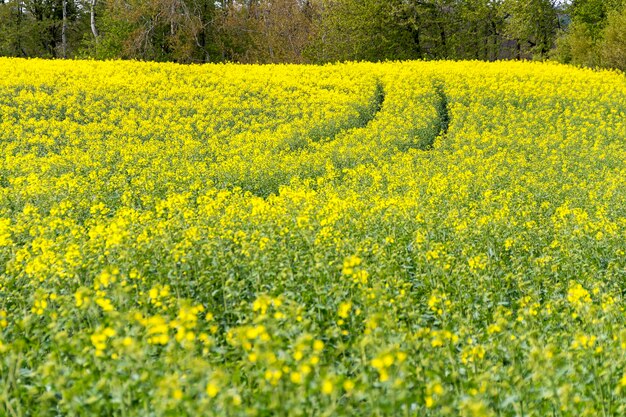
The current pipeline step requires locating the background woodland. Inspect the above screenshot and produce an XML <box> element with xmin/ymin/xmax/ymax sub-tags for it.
<box><xmin>0</xmin><ymin>0</ymin><xmax>625</xmax><ymax>70</ymax></box>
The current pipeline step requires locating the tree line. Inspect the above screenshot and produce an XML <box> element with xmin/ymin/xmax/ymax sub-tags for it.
<box><xmin>0</xmin><ymin>0</ymin><xmax>624</xmax><ymax>70</ymax></box>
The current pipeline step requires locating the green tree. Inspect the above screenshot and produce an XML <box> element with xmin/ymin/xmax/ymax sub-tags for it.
<box><xmin>309</xmin><ymin>0</ymin><xmax>418</xmax><ymax>62</ymax></box>
<box><xmin>552</xmin><ymin>20</ymin><xmax>599</xmax><ymax>66</ymax></box>
<box><xmin>569</xmin><ymin>0</ymin><xmax>624</xmax><ymax>37</ymax></box>
<box><xmin>311</xmin><ymin>0</ymin><xmax>512</xmax><ymax>63</ymax></box>
<box><xmin>0</xmin><ymin>0</ymin><xmax>27</xmax><ymax>56</ymax></box>
<box><xmin>84</xmin><ymin>0</ymin><xmax>217</xmax><ymax>62</ymax></box>
<box><xmin>390</xmin><ymin>0</ymin><xmax>510</xmax><ymax>61</ymax></box>
<box><xmin>217</xmin><ymin>0</ymin><xmax>316</xmax><ymax>63</ymax></box>
<box><xmin>553</xmin><ymin>0</ymin><xmax>626</xmax><ymax>69</ymax></box>
<box><xmin>503</xmin><ymin>0</ymin><xmax>560</xmax><ymax>58</ymax></box>
<box><xmin>455</xmin><ymin>0</ymin><xmax>506</xmax><ymax>60</ymax></box>
<box><xmin>0</xmin><ymin>0</ymin><xmax>83</xmax><ymax>57</ymax></box>
<box><xmin>599</xmin><ymin>6</ymin><xmax>626</xmax><ymax>70</ymax></box>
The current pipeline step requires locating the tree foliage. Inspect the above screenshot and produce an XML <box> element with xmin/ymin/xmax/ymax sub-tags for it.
<box><xmin>553</xmin><ymin>0</ymin><xmax>626</xmax><ymax>70</ymax></box>
<box><xmin>0</xmin><ymin>0</ymin><xmax>622</xmax><ymax>69</ymax></box>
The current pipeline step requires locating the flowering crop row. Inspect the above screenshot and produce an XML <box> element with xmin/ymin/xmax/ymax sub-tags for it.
<box><xmin>1</xmin><ymin>58</ymin><xmax>626</xmax><ymax>416</ymax></box>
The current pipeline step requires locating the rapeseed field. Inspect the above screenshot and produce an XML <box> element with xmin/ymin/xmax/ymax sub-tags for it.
<box><xmin>1</xmin><ymin>58</ymin><xmax>626</xmax><ymax>416</ymax></box>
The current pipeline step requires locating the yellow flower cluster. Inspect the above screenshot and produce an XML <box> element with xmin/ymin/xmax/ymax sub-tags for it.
<box><xmin>0</xmin><ymin>57</ymin><xmax>625</xmax><ymax>416</ymax></box>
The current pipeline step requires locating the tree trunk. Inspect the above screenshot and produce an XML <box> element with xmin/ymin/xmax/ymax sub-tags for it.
<box><xmin>62</xmin><ymin>0</ymin><xmax>67</xmax><ymax>58</ymax></box>
<box><xmin>439</xmin><ymin>23</ymin><xmax>447</xmax><ymax>58</ymax></box>
<box><xmin>170</xmin><ymin>1</ymin><xmax>175</xmax><ymax>36</ymax></box>
<box><xmin>411</xmin><ymin>26</ymin><xmax>422</xmax><ymax>58</ymax></box>
<box><xmin>17</xmin><ymin>0</ymin><xmax>24</xmax><ymax>56</ymax></box>
<box><xmin>90</xmin><ymin>0</ymin><xmax>99</xmax><ymax>42</ymax></box>
<box><xmin>490</xmin><ymin>19</ymin><xmax>498</xmax><ymax>61</ymax></box>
